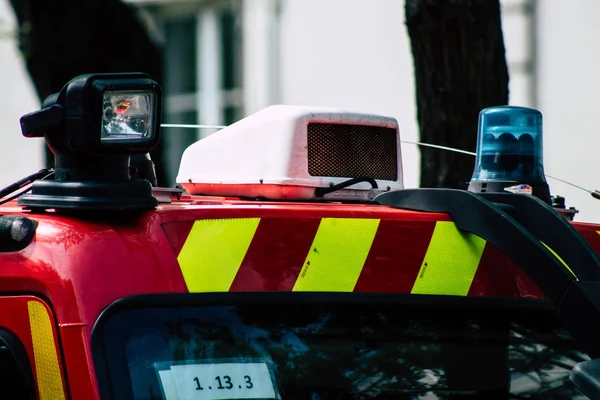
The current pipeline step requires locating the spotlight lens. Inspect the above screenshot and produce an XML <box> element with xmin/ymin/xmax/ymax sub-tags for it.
<box><xmin>101</xmin><ymin>91</ymin><xmax>156</xmax><ymax>142</ymax></box>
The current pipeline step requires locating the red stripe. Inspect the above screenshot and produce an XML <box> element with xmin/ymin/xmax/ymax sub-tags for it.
<box><xmin>578</xmin><ymin>229</ymin><xmax>600</xmax><ymax>252</ymax></box>
<box><xmin>167</xmin><ymin>215</ymin><xmax>561</xmax><ymax>297</ymax></box>
<box><xmin>468</xmin><ymin>244</ymin><xmax>520</xmax><ymax>297</ymax></box>
<box><xmin>229</xmin><ymin>218</ymin><xmax>321</xmax><ymax>291</ymax></box>
<box><xmin>354</xmin><ymin>220</ymin><xmax>435</xmax><ymax>293</ymax></box>
<box><xmin>505</xmin><ymin>227</ymin><xmax>598</xmax><ymax>300</ymax></box>
<box><xmin>507</xmin><ymin>260</ymin><xmax>546</xmax><ymax>299</ymax></box>
<box><xmin>161</xmin><ymin>221</ymin><xmax>195</xmax><ymax>254</ymax></box>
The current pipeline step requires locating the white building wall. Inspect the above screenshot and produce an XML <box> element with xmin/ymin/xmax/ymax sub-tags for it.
<box><xmin>275</xmin><ymin>0</ymin><xmax>421</xmax><ymax>188</ymax></box>
<box><xmin>256</xmin><ymin>0</ymin><xmax>600</xmax><ymax>223</ymax></box>
<box><xmin>535</xmin><ymin>0</ymin><xmax>600</xmax><ymax>223</ymax></box>
<box><xmin>0</xmin><ymin>1</ymin><xmax>44</xmax><ymax>186</ymax></box>
<box><xmin>246</xmin><ymin>0</ymin><xmax>540</xmax><ymax>199</ymax></box>
<box><xmin>12</xmin><ymin>0</ymin><xmax>599</xmax><ymax>223</ymax></box>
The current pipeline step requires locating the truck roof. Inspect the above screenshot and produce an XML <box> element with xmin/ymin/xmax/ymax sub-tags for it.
<box><xmin>2</xmin><ymin>193</ymin><xmax>599</xmax><ymax>331</ymax></box>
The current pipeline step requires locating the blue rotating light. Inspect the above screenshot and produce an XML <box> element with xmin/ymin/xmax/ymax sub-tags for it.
<box><xmin>468</xmin><ymin>106</ymin><xmax>551</xmax><ymax>204</ymax></box>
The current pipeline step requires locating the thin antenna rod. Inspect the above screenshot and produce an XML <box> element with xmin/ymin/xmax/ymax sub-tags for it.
<box><xmin>400</xmin><ymin>140</ymin><xmax>476</xmax><ymax>156</ymax></box>
<box><xmin>400</xmin><ymin>140</ymin><xmax>593</xmax><ymax>194</ymax></box>
<box><xmin>160</xmin><ymin>123</ymin><xmax>600</xmax><ymax>200</ymax></box>
<box><xmin>161</xmin><ymin>124</ymin><xmax>227</xmax><ymax>129</ymax></box>
<box><xmin>544</xmin><ymin>174</ymin><xmax>592</xmax><ymax>194</ymax></box>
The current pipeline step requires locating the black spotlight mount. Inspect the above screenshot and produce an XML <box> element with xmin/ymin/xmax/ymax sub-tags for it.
<box><xmin>17</xmin><ymin>72</ymin><xmax>162</xmax><ymax>211</ymax></box>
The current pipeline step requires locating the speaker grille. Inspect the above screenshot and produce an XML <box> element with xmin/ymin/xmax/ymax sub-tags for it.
<box><xmin>306</xmin><ymin>123</ymin><xmax>398</xmax><ymax>181</ymax></box>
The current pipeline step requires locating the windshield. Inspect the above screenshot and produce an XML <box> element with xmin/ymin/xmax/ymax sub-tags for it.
<box><xmin>92</xmin><ymin>294</ymin><xmax>589</xmax><ymax>400</ymax></box>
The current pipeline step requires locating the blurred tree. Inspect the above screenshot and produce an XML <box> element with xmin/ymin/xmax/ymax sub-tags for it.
<box><xmin>405</xmin><ymin>0</ymin><xmax>510</xmax><ymax>189</ymax></box>
<box><xmin>8</xmin><ymin>0</ymin><xmax>167</xmax><ymax>185</ymax></box>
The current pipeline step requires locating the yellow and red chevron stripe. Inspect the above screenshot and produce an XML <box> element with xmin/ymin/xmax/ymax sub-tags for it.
<box><xmin>170</xmin><ymin>217</ymin><xmax>546</xmax><ymax>298</ymax></box>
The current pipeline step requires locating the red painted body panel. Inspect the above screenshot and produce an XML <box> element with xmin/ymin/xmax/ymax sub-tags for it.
<box><xmin>0</xmin><ymin>196</ymin><xmax>596</xmax><ymax>398</ymax></box>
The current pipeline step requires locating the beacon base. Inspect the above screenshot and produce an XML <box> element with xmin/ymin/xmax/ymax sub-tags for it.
<box><xmin>18</xmin><ymin>179</ymin><xmax>158</xmax><ymax>211</ymax></box>
<box><xmin>467</xmin><ymin>180</ymin><xmax>551</xmax><ymax>205</ymax></box>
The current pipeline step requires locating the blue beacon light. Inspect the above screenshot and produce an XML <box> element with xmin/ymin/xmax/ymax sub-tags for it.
<box><xmin>467</xmin><ymin>106</ymin><xmax>551</xmax><ymax>204</ymax></box>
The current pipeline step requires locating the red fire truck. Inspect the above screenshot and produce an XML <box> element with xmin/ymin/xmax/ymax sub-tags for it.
<box><xmin>2</xmin><ymin>72</ymin><xmax>600</xmax><ymax>400</ymax></box>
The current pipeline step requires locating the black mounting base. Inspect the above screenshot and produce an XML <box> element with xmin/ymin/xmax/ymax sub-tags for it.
<box><xmin>18</xmin><ymin>179</ymin><xmax>157</xmax><ymax>211</ymax></box>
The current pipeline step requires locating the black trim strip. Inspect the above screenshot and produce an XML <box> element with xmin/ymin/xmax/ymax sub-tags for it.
<box><xmin>91</xmin><ymin>292</ymin><xmax>556</xmax><ymax>400</ymax></box>
<box><xmin>375</xmin><ymin>188</ymin><xmax>600</xmax><ymax>358</ymax></box>
<box><xmin>375</xmin><ymin>189</ymin><xmax>576</xmax><ymax>304</ymax></box>
<box><xmin>93</xmin><ymin>292</ymin><xmax>554</xmax><ymax>322</ymax></box>
<box><xmin>479</xmin><ymin>192</ymin><xmax>600</xmax><ymax>280</ymax></box>
<box><xmin>0</xmin><ymin>327</ymin><xmax>36</xmax><ymax>399</ymax></box>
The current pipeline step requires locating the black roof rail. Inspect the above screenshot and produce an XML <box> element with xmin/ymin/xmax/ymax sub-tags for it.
<box><xmin>375</xmin><ymin>188</ymin><xmax>600</xmax><ymax>358</ymax></box>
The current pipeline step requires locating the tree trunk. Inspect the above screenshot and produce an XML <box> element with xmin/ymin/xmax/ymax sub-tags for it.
<box><xmin>8</xmin><ymin>0</ymin><xmax>167</xmax><ymax>186</ymax></box>
<box><xmin>405</xmin><ymin>0</ymin><xmax>509</xmax><ymax>189</ymax></box>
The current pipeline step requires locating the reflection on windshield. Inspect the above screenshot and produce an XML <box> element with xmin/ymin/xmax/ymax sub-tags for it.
<box><xmin>95</xmin><ymin>298</ymin><xmax>589</xmax><ymax>399</ymax></box>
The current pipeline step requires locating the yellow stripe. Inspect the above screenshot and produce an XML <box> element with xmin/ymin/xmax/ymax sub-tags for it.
<box><xmin>292</xmin><ymin>218</ymin><xmax>380</xmax><ymax>292</ymax></box>
<box><xmin>28</xmin><ymin>301</ymin><xmax>65</xmax><ymax>400</ymax></box>
<box><xmin>178</xmin><ymin>218</ymin><xmax>260</xmax><ymax>292</ymax></box>
<box><xmin>540</xmin><ymin>241</ymin><xmax>578</xmax><ymax>279</ymax></box>
<box><xmin>411</xmin><ymin>221</ymin><xmax>486</xmax><ymax>296</ymax></box>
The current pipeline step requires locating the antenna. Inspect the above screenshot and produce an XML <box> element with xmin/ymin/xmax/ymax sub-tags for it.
<box><xmin>160</xmin><ymin>123</ymin><xmax>600</xmax><ymax>201</ymax></box>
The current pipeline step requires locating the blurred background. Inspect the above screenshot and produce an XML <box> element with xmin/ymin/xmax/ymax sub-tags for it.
<box><xmin>1</xmin><ymin>0</ymin><xmax>599</xmax><ymax>221</ymax></box>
